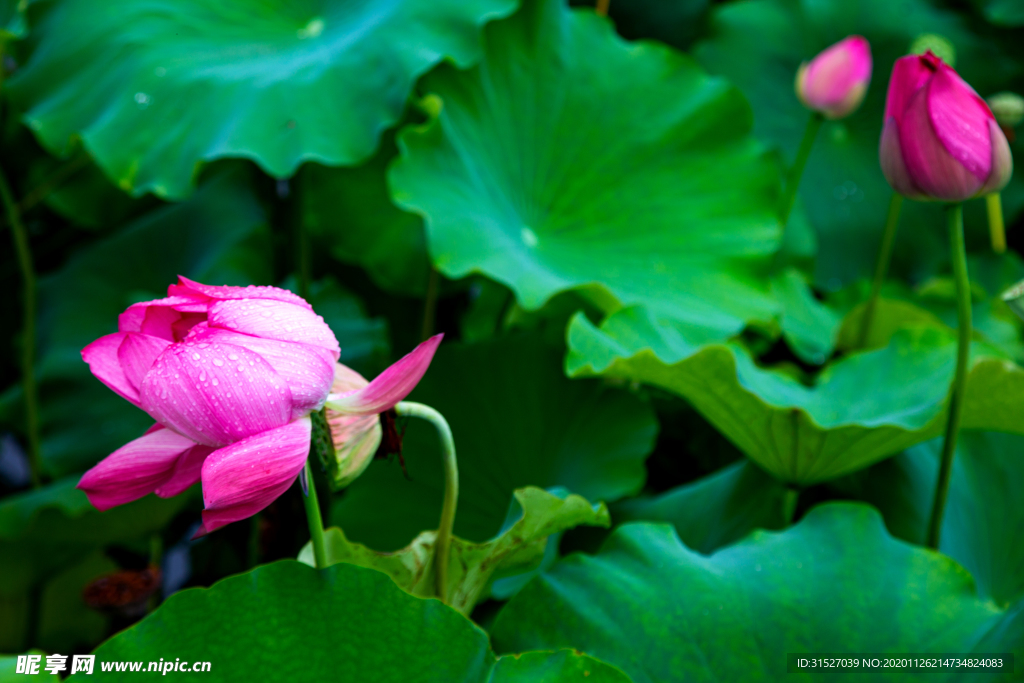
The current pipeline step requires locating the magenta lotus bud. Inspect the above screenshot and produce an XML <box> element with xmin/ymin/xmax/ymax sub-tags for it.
<box><xmin>879</xmin><ymin>51</ymin><xmax>1013</xmax><ymax>202</ymax></box>
<box><xmin>795</xmin><ymin>36</ymin><xmax>872</xmax><ymax>119</ymax></box>
<box><xmin>76</xmin><ymin>277</ymin><xmax>441</xmax><ymax>535</ymax></box>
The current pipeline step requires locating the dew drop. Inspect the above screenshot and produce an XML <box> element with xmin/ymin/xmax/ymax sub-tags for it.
<box><xmin>192</xmin><ymin>352</ymin><xmax>201</xmax><ymax>361</ymax></box>
<box><xmin>521</xmin><ymin>226</ymin><xmax>538</xmax><ymax>248</ymax></box>
<box><xmin>213</xmin><ymin>358</ymin><xmax>224</xmax><ymax>367</ymax></box>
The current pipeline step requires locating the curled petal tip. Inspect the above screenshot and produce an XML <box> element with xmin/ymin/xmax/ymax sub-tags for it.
<box><xmin>325</xmin><ymin>335</ymin><xmax>443</xmax><ymax>416</ymax></box>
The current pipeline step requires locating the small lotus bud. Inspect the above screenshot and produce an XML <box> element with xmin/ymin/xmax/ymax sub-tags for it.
<box><xmin>909</xmin><ymin>33</ymin><xmax>956</xmax><ymax>67</ymax></box>
<box><xmin>879</xmin><ymin>51</ymin><xmax>1013</xmax><ymax>202</ymax></box>
<box><xmin>795</xmin><ymin>36</ymin><xmax>872</xmax><ymax>119</ymax></box>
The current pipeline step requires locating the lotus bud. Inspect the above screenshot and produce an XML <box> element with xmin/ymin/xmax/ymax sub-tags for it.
<box><xmin>988</xmin><ymin>92</ymin><xmax>1024</xmax><ymax>143</ymax></box>
<box><xmin>879</xmin><ymin>51</ymin><xmax>1013</xmax><ymax>202</ymax></box>
<box><xmin>321</xmin><ymin>364</ymin><xmax>383</xmax><ymax>490</ymax></box>
<box><xmin>795</xmin><ymin>36</ymin><xmax>872</xmax><ymax>119</ymax></box>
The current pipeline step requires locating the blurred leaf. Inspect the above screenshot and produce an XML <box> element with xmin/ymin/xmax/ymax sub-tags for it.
<box><xmin>569</xmin><ymin>0</ymin><xmax>710</xmax><ymax>51</ymax></box>
<box><xmin>613</xmin><ymin>460</ymin><xmax>786</xmax><ymax>554</ymax></box>
<box><xmin>0</xmin><ymin>475</ymin><xmax>192</xmax><ymax>593</ymax></box>
<box><xmin>25</xmin><ymin>154</ymin><xmax>153</xmax><ymax>230</ymax></box>
<box><xmin>36</xmin><ymin>551</ymin><xmax>116</xmax><ymax>654</ymax></box>
<box><xmin>694</xmin><ymin>0</ymin><xmax>1023</xmax><ymax>289</ymax></box>
<box><xmin>72</xmin><ymin>561</ymin><xmax>629</xmax><ymax>682</ymax></box>
<box><xmin>332</xmin><ymin>333</ymin><xmax>657</xmax><ymax>550</ymax></box>
<box><xmin>301</xmin><ymin>487</ymin><xmax>608</xmax><ymax>615</ymax></box>
<box><xmin>771</xmin><ymin>267</ymin><xmax>841</xmax><ymax>364</ymax></box>
<box><xmin>31</xmin><ymin>167</ymin><xmax>269</xmax><ymax>476</ymax></box>
<box><xmin>9</xmin><ymin>0</ymin><xmax>519</xmax><ymax>199</ymax></box>
<box><xmin>492</xmin><ymin>503</ymin><xmax>1018</xmax><ymax>682</ymax></box>
<box><xmin>0</xmin><ymin>0</ymin><xmax>26</xmax><ymax>39</ymax></box>
<box><xmin>390</xmin><ymin>0</ymin><xmax>782</xmax><ymax>343</ymax></box>
<box><xmin>835</xmin><ymin>431</ymin><xmax>1024</xmax><ymax>607</ymax></box>
<box><xmin>567</xmin><ymin>307</ymin><xmax>1024</xmax><ymax>484</ymax></box>
<box><xmin>299</xmin><ymin>136</ymin><xmax>430</xmax><ymax>297</ymax></box>
<box><xmin>974</xmin><ymin>0</ymin><xmax>1024</xmax><ymax>26</ymax></box>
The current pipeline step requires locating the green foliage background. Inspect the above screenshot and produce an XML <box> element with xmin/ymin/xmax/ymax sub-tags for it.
<box><xmin>0</xmin><ymin>0</ymin><xmax>1023</xmax><ymax>679</ymax></box>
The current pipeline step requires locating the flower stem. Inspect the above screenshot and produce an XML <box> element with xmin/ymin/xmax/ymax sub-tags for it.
<box><xmin>926</xmin><ymin>203</ymin><xmax>969</xmax><ymax>550</ymax></box>
<box><xmin>302</xmin><ymin>460</ymin><xmax>327</xmax><ymax>569</ymax></box>
<box><xmin>595</xmin><ymin>0</ymin><xmax>610</xmax><ymax>16</ymax></box>
<box><xmin>987</xmin><ymin>193</ymin><xmax>1006</xmax><ymax>254</ymax></box>
<box><xmin>0</xmin><ymin>165</ymin><xmax>42</xmax><ymax>488</ymax></box>
<box><xmin>857</xmin><ymin>193</ymin><xmax>904</xmax><ymax>349</ymax></box>
<box><xmin>781</xmin><ymin>487</ymin><xmax>799</xmax><ymax>526</ymax></box>
<box><xmin>395</xmin><ymin>401</ymin><xmax>458</xmax><ymax>604</ymax></box>
<box><xmin>420</xmin><ymin>267</ymin><xmax>440</xmax><ymax>342</ymax></box>
<box><xmin>779</xmin><ymin>112</ymin><xmax>824</xmax><ymax>229</ymax></box>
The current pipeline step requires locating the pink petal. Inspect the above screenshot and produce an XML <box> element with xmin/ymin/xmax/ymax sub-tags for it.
<box><xmin>799</xmin><ymin>36</ymin><xmax>872</xmax><ymax>118</ymax></box>
<box><xmin>117</xmin><ymin>333</ymin><xmax>172</xmax><ymax>394</ymax></box>
<box><xmin>879</xmin><ymin>117</ymin><xmax>923</xmax><ymax>198</ymax></box>
<box><xmin>170</xmin><ymin>276</ymin><xmax>313</xmax><ymax>311</ymax></box>
<box><xmin>207</xmin><ymin>299</ymin><xmax>340</xmax><ymax>360</ymax></box>
<box><xmin>77</xmin><ymin>426</ymin><xmax>200</xmax><ymax>511</ymax></box>
<box><xmin>979</xmin><ymin>118</ymin><xmax>1014</xmax><ymax>195</ymax></box>
<box><xmin>199</xmin><ymin>417</ymin><xmax>312</xmax><ymax>534</ymax></box>
<box><xmin>155</xmin><ymin>443</ymin><xmax>215</xmax><ymax>498</ymax></box>
<box><xmin>82</xmin><ymin>333</ymin><xmax>140</xmax><ymax>406</ymax></box>
<box><xmin>326</xmin><ymin>334</ymin><xmax>442</xmax><ymax>416</ymax></box>
<box><xmin>884</xmin><ymin>53</ymin><xmax>937</xmax><ymax>122</ymax></box>
<box><xmin>899</xmin><ymin>80</ymin><xmax>984</xmax><ymax>202</ymax></box>
<box><xmin>189</xmin><ymin>326</ymin><xmax>336</xmax><ymax>420</ymax></box>
<box><xmin>928</xmin><ymin>63</ymin><xmax>993</xmax><ymax>182</ymax></box>
<box><xmin>118</xmin><ymin>296</ymin><xmax>208</xmax><ymax>340</ymax></box>
<box><xmin>140</xmin><ymin>339</ymin><xmax>292</xmax><ymax>447</ymax></box>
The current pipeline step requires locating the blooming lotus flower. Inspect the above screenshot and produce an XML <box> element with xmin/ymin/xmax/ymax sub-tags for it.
<box><xmin>78</xmin><ymin>276</ymin><xmax>442</xmax><ymax>535</ymax></box>
<box><xmin>880</xmin><ymin>51</ymin><xmax>1013</xmax><ymax>202</ymax></box>
<box><xmin>796</xmin><ymin>36</ymin><xmax>872</xmax><ymax>119</ymax></box>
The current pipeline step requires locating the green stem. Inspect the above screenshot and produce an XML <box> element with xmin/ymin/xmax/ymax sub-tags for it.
<box><xmin>395</xmin><ymin>401</ymin><xmax>458</xmax><ymax>604</ymax></box>
<box><xmin>0</xmin><ymin>165</ymin><xmax>42</xmax><ymax>488</ymax></box>
<box><xmin>297</xmin><ymin>219</ymin><xmax>311</xmax><ymax>302</ymax></box>
<box><xmin>420</xmin><ymin>267</ymin><xmax>440</xmax><ymax>341</ymax></box>
<box><xmin>782</xmin><ymin>487</ymin><xmax>799</xmax><ymax>526</ymax></box>
<box><xmin>779</xmin><ymin>112</ymin><xmax>824</xmax><ymax>229</ymax></box>
<box><xmin>857</xmin><ymin>193</ymin><xmax>904</xmax><ymax>349</ymax></box>
<box><xmin>926</xmin><ymin>203</ymin><xmax>969</xmax><ymax>550</ymax></box>
<box><xmin>987</xmin><ymin>193</ymin><xmax>1006</xmax><ymax>254</ymax></box>
<box><xmin>302</xmin><ymin>460</ymin><xmax>327</xmax><ymax>569</ymax></box>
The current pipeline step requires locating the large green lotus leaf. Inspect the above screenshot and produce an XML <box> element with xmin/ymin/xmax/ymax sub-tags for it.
<box><xmin>331</xmin><ymin>334</ymin><xmax>657</xmax><ymax>550</ymax></box>
<box><xmin>0</xmin><ymin>652</ymin><xmax>60</xmax><ymax>683</ymax></box>
<box><xmin>0</xmin><ymin>475</ymin><xmax>192</xmax><ymax>595</ymax></box>
<box><xmin>492</xmin><ymin>503</ymin><xmax>1020</xmax><ymax>683</ymax></box>
<box><xmin>8</xmin><ymin>0</ymin><xmax>518</xmax><ymax>199</ymax></box>
<box><xmin>771</xmin><ymin>267</ymin><xmax>841</xmax><ymax>365</ymax></box>
<box><xmin>70</xmin><ymin>560</ymin><xmax>629</xmax><ymax>682</ymax></box>
<box><xmin>567</xmin><ymin>307</ymin><xmax>1024</xmax><ymax>484</ymax></box>
<box><xmin>613</xmin><ymin>460</ymin><xmax>787</xmax><ymax>554</ymax></box>
<box><xmin>16</xmin><ymin>168</ymin><xmax>269</xmax><ymax>476</ymax></box>
<box><xmin>389</xmin><ymin>0</ymin><xmax>782</xmax><ymax>340</ymax></box>
<box><xmin>836</xmin><ymin>431</ymin><xmax>1024</xmax><ymax>607</ymax></box>
<box><xmin>299</xmin><ymin>134</ymin><xmax>431</xmax><ymax>296</ymax></box>
<box><xmin>35</xmin><ymin>551</ymin><xmax>117</xmax><ymax>655</ymax></box>
<box><xmin>301</xmin><ymin>487</ymin><xmax>608</xmax><ymax>615</ymax></box>
<box><xmin>693</xmin><ymin>0</ymin><xmax>1023</xmax><ymax>289</ymax></box>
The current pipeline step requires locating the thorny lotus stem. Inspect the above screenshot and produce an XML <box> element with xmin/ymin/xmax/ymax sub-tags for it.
<box><xmin>420</xmin><ymin>267</ymin><xmax>440</xmax><ymax>342</ymax></box>
<box><xmin>987</xmin><ymin>193</ymin><xmax>1006</xmax><ymax>254</ymax></box>
<box><xmin>0</xmin><ymin>165</ymin><xmax>42</xmax><ymax>488</ymax></box>
<box><xmin>781</xmin><ymin>487</ymin><xmax>800</xmax><ymax>526</ymax></box>
<box><xmin>302</xmin><ymin>460</ymin><xmax>328</xmax><ymax>569</ymax></box>
<box><xmin>857</xmin><ymin>193</ymin><xmax>904</xmax><ymax>349</ymax></box>
<box><xmin>595</xmin><ymin>0</ymin><xmax>610</xmax><ymax>16</ymax></box>
<box><xmin>395</xmin><ymin>401</ymin><xmax>458</xmax><ymax>604</ymax></box>
<box><xmin>779</xmin><ymin>112</ymin><xmax>824</xmax><ymax>230</ymax></box>
<box><xmin>926</xmin><ymin>203</ymin><xmax>970</xmax><ymax>550</ymax></box>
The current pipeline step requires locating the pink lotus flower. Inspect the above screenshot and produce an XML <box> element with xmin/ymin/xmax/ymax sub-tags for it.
<box><xmin>880</xmin><ymin>51</ymin><xmax>1013</xmax><ymax>202</ymax></box>
<box><xmin>78</xmin><ymin>276</ymin><xmax>442</xmax><ymax>535</ymax></box>
<box><xmin>796</xmin><ymin>36</ymin><xmax>872</xmax><ymax>119</ymax></box>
